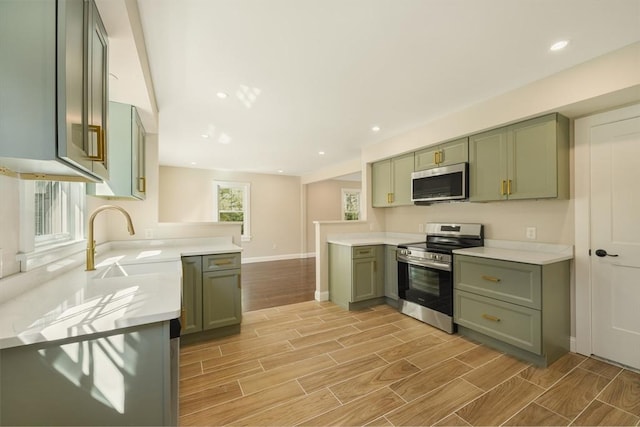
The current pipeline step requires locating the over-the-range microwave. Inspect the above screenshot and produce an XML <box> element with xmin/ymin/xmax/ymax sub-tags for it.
<box><xmin>411</xmin><ymin>162</ymin><xmax>468</xmax><ymax>204</ymax></box>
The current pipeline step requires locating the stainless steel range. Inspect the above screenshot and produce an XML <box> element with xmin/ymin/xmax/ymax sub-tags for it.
<box><xmin>397</xmin><ymin>223</ymin><xmax>483</xmax><ymax>333</ymax></box>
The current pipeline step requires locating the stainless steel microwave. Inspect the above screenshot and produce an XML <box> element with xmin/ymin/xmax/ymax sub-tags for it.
<box><xmin>411</xmin><ymin>162</ymin><xmax>468</xmax><ymax>203</ymax></box>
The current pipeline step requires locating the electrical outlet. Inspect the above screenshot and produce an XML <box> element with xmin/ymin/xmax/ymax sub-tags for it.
<box><xmin>272</xmin><ymin>243</ymin><xmax>277</xmax><ymax>249</ymax></box>
<box><xmin>145</xmin><ymin>229</ymin><xmax>153</xmax><ymax>239</ymax></box>
<box><xmin>526</xmin><ymin>227</ymin><xmax>537</xmax><ymax>240</ymax></box>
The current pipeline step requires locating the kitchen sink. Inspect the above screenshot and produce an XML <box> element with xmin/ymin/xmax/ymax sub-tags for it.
<box><xmin>92</xmin><ymin>261</ymin><xmax>181</xmax><ymax>279</ymax></box>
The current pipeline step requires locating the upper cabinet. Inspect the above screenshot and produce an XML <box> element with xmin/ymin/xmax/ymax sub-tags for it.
<box><xmin>469</xmin><ymin>114</ymin><xmax>569</xmax><ymax>202</ymax></box>
<box><xmin>0</xmin><ymin>0</ymin><xmax>109</xmax><ymax>182</ymax></box>
<box><xmin>415</xmin><ymin>137</ymin><xmax>468</xmax><ymax>171</ymax></box>
<box><xmin>88</xmin><ymin>102</ymin><xmax>146</xmax><ymax>199</ymax></box>
<box><xmin>372</xmin><ymin>152</ymin><xmax>414</xmax><ymax>207</ymax></box>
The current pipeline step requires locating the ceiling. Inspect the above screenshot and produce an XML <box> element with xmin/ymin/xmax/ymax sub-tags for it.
<box><xmin>105</xmin><ymin>0</ymin><xmax>640</xmax><ymax>177</ymax></box>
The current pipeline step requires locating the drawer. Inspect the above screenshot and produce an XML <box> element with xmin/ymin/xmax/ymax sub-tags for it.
<box><xmin>352</xmin><ymin>246</ymin><xmax>376</xmax><ymax>259</ymax></box>
<box><xmin>454</xmin><ymin>290</ymin><xmax>541</xmax><ymax>355</ymax></box>
<box><xmin>202</xmin><ymin>253</ymin><xmax>241</xmax><ymax>272</ymax></box>
<box><xmin>454</xmin><ymin>255</ymin><xmax>541</xmax><ymax>309</ymax></box>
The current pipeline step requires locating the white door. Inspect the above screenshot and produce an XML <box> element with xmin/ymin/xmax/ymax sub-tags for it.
<box><xmin>590</xmin><ymin>115</ymin><xmax>640</xmax><ymax>370</ymax></box>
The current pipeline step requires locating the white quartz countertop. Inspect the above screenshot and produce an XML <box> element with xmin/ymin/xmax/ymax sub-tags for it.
<box><xmin>453</xmin><ymin>240</ymin><xmax>574</xmax><ymax>265</ymax></box>
<box><xmin>0</xmin><ymin>237</ymin><xmax>241</xmax><ymax>350</ymax></box>
<box><xmin>327</xmin><ymin>232</ymin><xmax>424</xmax><ymax>247</ymax></box>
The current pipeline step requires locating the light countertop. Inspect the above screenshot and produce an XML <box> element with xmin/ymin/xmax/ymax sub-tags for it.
<box><xmin>327</xmin><ymin>232</ymin><xmax>424</xmax><ymax>247</ymax></box>
<box><xmin>453</xmin><ymin>239</ymin><xmax>574</xmax><ymax>265</ymax></box>
<box><xmin>0</xmin><ymin>237</ymin><xmax>241</xmax><ymax>350</ymax></box>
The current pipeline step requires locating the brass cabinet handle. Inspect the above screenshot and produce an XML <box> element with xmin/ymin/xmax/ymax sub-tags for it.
<box><xmin>387</xmin><ymin>193</ymin><xmax>394</xmax><ymax>204</ymax></box>
<box><xmin>213</xmin><ymin>259</ymin><xmax>233</xmax><ymax>265</ymax></box>
<box><xmin>138</xmin><ymin>177</ymin><xmax>146</xmax><ymax>193</ymax></box>
<box><xmin>500</xmin><ymin>180</ymin><xmax>507</xmax><ymax>196</ymax></box>
<box><xmin>438</xmin><ymin>150</ymin><xmax>443</xmax><ymax>164</ymax></box>
<box><xmin>482</xmin><ymin>314</ymin><xmax>501</xmax><ymax>322</ymax></box>
<box><xmin>507</xmin><ymin>179</ymin><xmax>512</xmax><ymax>195</ymax></box>
<box><xmin>482</xmin><ymin>275</ymin><xmax>501</xmax><ymax>283</ymax></box>
<box><xmin>87</xmin><ymin>125</ymin><xmax>105</xmax><ymax>162</ymax></box>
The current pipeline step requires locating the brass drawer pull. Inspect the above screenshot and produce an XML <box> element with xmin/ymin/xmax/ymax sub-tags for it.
<box><xmin>482</xmin><ymin>275</ymin><xmax>501</xmax><ymax>283</ymax></box>
<box><xmin>482</xmin><ymin>314</ymin><xmax>501</xmax><ymax>322</ymax></box>
<box><xmin>213</xmin><ymin>259</ymin><xmax>233</xmax><ymax>265</ymax></box>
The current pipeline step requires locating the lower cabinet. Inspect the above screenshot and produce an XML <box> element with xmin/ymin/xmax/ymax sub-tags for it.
<box><xmin>384</xmin><ymin>245</ymin><xmax>399</xmax><ymax>302</ymax></box>
<box><xmin>181</xmin><ymin>252</ymin><xmax>242</xmax><ymax>337</ymax></box>
<box><xmin>454</xmin><ymin>254</ymin><xmax>569</xmax><ymax>366</ymax></box>
<box><xmin>329</xmin><ymin>244</ymin><xmax>384</xmax><ymax>310</ymax></box>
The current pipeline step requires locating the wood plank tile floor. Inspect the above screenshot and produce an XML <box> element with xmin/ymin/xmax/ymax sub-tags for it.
<box><xmin>180</xmin><ymin>301</ymin><xmax>640</xmax><ymax>426</ymax></box>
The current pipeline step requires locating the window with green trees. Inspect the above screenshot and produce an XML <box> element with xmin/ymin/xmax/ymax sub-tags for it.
<box><xmin>214</xmin><ymin>181</ymin><xmax>251</xmax><ymax>241</ymax></box>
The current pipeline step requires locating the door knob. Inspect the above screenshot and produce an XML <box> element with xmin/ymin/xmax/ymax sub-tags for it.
<box><xmin>595</xmin><ymin>249</ymin><xmax>619</xmax><ymax>257</ymax></box>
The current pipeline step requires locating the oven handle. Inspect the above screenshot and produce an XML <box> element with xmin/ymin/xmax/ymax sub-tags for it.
<box><xmin>397</xmin><ymin>256</ymin><xmax>451</xmax><ymax>272</ymax></box>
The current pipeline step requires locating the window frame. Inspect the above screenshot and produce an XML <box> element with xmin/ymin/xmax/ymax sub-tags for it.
<box><xmin>212</xmin><ymin>180</ymin><xmax>251</xmax><ymax>242</ymax></box>
<box><xmin>341</xmin><ymin>187</ymin><xmax>361</xmax><ymax>221</ymax></box>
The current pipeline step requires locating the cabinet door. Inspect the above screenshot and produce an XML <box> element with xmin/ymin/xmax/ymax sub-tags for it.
<box><xmin>181</xmin><ymin>256</ymin><xmax>203</xmax><ymax>335</ymax></box>
<box><xmin>202</xmin><ymin>269</ymin><xmax>242</xmax><ymax>330</ymax></box>
<box><xmin>371</xmin><ymin>160</ymin><xmax>392</xmax><ymax>207</ymax></box>
<box><xmin>384</xmin><ymin>245</ymin><xmax>398</xmax><ymax>300</ymax></box>
<box><xmin>414</xmin><ymin>146</ymin><xmax>440</xmax><ymax>171</ymax></box>
<box><xmin>469</xmin><ymin>128</ymin><xmax>508</xmax><ymax>201</ymax></box>
<box><xmin>508</xmin><ymin>115</ymin><xmax>558</xmax><ymax>200</ymax></box>
<box><xmin>131</xmin><ymin>108</ymin><xmax>146</xmax><ymax>199</ymax></box>
<box><xmin>390</xmin><ymin>152</ymin><xmax>414</xmax><ymax>206</ymax></box>
<box><xmin>439</xmin><ymin>137</ymin><xmax>469</xmax><ymax>167</ymax></box>
<box><xmin>87</xmin><ymin>0</ymin><xmax>109</xmax><ymax>179</ymax></box>
<box><xmin>352</xmin><ymin>258</ymin><xmax>378</xmax><ymax>302</ymax></box>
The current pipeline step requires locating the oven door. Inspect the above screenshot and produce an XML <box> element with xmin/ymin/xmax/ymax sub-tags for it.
<box><xmin>397</xmin><ymin>258</ymin><xmax>453</xmax><ymax>316</ymax></box>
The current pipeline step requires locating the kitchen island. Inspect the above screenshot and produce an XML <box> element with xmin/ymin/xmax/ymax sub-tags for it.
<box><xmin>0</xmin><ymin>237</ymin><xmax>241</xmax><ymax>426</ymax></box>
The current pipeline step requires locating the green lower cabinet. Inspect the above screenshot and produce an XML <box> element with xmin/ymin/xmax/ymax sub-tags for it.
<box><xmin>384</xmin><ymin>245</ymin><xmax>399</xmax><ymax>302</ymax></box>
<box><xmin>454</xmin><ymin>254</ymin><xmax>570</xmax><ymax>367</ymax></box>
<box><xmin>329</xmin><ymin>244</ymin><xmax>384</xmax><ymax>310</ymax></box>
<box><xmin>181</xmin><ymin>252</ymin><xmax>242</xmax><ymax>338</ymax></box>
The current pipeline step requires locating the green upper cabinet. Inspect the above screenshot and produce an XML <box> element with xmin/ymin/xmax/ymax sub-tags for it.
<box><xmin>87</xmin><ymin>102</ymin><xmax>146</xmax><ymax>199</ymax></box>
<box><xmin>371</xmin><ymin>152</ymin><xmax>414</xmax><ymax>207</ymax></box>
<box><xmin>0</xmin><ymin>0</ymin><xmax>109</xmax><ymax>181</ymax></box>
<box><xmin>469</xmin><ymin>114</ymin><xmax>569</xmax><ymax>202</ymax></box>
<box><xmin>415</xmin><ymin>137</ymin><xmax>468</xmax><ymax>171</ymax></box>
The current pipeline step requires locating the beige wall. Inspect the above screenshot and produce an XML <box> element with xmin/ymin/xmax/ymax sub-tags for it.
<box><xmin>305</xmin><ymin>179</ymin><xmax>362</xmax><ymax>253</ymax></box>
<box><xmin>0</xmin><ymin>174</ymin><xmax>20</xmax><ymax>277</ymax></box>
<box><xmin>159</xmin><ymin>165</ymin><xmax>303</xmax><ymax>261</ymax></box>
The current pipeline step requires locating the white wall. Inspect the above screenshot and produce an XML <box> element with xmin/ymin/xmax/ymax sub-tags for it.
<box><xmin>0</xmin><ymin>174</ymin><xmax>20</xmax><ymax>277</ymax></box>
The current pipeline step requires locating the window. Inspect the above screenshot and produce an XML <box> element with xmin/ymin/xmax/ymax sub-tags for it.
<box><xmin>342</xmin><ymin>188</ymin><xmax>361</xmax><ymax>221</ymax></box>
<box><xmin>213</xmin><ymin>181</ymin><xmax>251</xmax><ymax>241</ymax></box>
<box><xmin>18</xmin><ymin>180</ymin><xmax>86</xmax><ymax>271</ymax></box>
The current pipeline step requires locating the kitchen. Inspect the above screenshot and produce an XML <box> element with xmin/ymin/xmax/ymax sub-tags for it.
<box><xmin>1</xmin><ymin>0</ymin><xmax>640</xmax><ymax>425</ymax></box>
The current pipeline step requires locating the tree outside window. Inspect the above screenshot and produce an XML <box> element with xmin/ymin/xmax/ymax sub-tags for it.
<box><xmin>213</xmin><ymin>181</ymin><xmax>251</xmax><ymax>241</ymax></box>
<box><xmin>342</xmin><ymin>188</ymin><xmax>361</xmax><ymax>221</ymax></box>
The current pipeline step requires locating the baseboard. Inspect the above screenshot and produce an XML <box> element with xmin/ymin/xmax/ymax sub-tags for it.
<box><xmin>242</xmin><ymin>252</ymin><xmax>315</xmax><ymax>264</ymax></box>
<box><xmin>315</xmin><ymin>290</ymin><xmax>329</xmax><ymax>301</ymax></box>
<box><xmin>570</xmin><ymin>336</ymin><xmax>576</xmax><ymax>353</ymax></box>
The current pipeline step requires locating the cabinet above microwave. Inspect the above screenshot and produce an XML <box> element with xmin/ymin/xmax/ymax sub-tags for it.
<box><xmin>0</xmin><ymin>0</ymin><xmax>109</xmax><ymax>182</ymax></box>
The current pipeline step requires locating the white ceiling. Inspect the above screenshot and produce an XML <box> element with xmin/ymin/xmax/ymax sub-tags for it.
<box><xmin>115</xmin><ymin>0</ymin><xmax>640</xmax><ymax>176</ymax></box>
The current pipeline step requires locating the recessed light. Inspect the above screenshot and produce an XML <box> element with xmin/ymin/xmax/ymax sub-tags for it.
<box><xmin>201</xmin><ymin>134</ymin><xmax>209</xmax><ymax>139</ymax></box>
<box><xmin>550</xmin><ymin>40</ymin><xmax>569</xmax><ymax>51</ymax></box>
<box><xmin>371</xmin><ymin>126</ymin><xmax>381</xmax><ymax>132</ymax></box>
<box><xmin>277</xmin><ymin>170</ymin><xmax>284</xmax><ymax>174</ymax></box>
<box><xmin>318</xmin><ymin>151</ymin><xmax>325</xmax><ymax>156</ymax></box>
<box><xmin>216</xmin><ymin>92</ymin><xmax>228</xmax><ymax>99</ymax></box>
<box><xmin>190</xmin><ymin>162</ymin><xmax>197</xmax><ymax>165</ymax></box>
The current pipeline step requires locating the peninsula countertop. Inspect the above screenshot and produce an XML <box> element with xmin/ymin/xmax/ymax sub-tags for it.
<box><xmin>0</xmin><ymin>237</ymin><xmax>242</xmax><ymax>350</ymax></box>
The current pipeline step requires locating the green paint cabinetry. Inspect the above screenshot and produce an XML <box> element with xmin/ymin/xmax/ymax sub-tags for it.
<box><xmin>385</xmin><ymin>245</ymin><xmax>399</xmax><ymax>302</ymax></box>
<box><xmin>414</xmin><ymin>137</ymin><xmax>468</xmax><ymax>171</ymax></box>
<box><xmin>87</xmin><ymin>102</ymin><xmax>146</xmax><ymax>199</ymax></box>
<box><xmin>329</xmin><ymin>244</ymin><xmax>384</xmax><ymax>310</ymax></box>
<box><xmin>469</xmin><ymin>114</ymin><xmax>569</xmax><ymax>201</ymax></box>
<box><xmin>372</xmin><ymin>153</ymin><xmax>414</xmax><ymax>207</ymax></box>
<box><xmin>181</xmin><ymin>253</ymin><xmax>242</xmax><ymax>337</ymax></box>
<box><xmin>454</xmin><ymin>254</ymin><xmax>570</xmax><ymax>366</ymax></box>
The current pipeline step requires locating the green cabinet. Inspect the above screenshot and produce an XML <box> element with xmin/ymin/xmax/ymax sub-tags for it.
<box><xmin>181</xmin><ymin>253</ymin><xmax>242</xmax><ymax>336</ymax></box>
<box><xmin>454</xmin><ymin>254</ymin><xmax>570</xmax><ymax>366</ymax></box>
<box><xmin>87</xmin><ymin>102</ymin><xmax>146</xmax><ymax>199</ymax></box>
<box><xmin>414</xmin><ymin>137</ymin><xmax>468</xmax><ymax>171</ymax></box>
<box><xmin>384</xmin><ymin>245</ymin><xmax>398</xmax><ymax>302</ymax></box>
<box><xmin>0</xmin><ymin>0</ymin><xmax>109</xmax><ymax>181</ymax></box>
<box><xmin>469</xmin><ymin>114</ymin><xmax>569</xmax><ymax>202</ymax></box>
<box><xmin>329</xmin><ymin>244</ymin><xmax>384</xmax><ymax>310</ymax></box>
<box><xmin>371</xmin><ymin>153</ymin><xmax>414</xmax><ymax>207</ymax></box>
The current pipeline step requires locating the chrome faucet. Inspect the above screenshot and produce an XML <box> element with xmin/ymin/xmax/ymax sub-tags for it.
<box><xmin>86</xmin><ymin>205</ymin><xmax>135</xmax><ymax>271</ymax></box>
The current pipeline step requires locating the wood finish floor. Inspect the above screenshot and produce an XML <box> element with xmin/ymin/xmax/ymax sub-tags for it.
<box><xmin>241</xmin><ymin>258</ymin><xmax>315</xmax><ymax>312</ymax></box>
<box><xmin>180</xmin><ymin>301</ymin><xmax>640</xmax><ymax>426</ymax></box>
